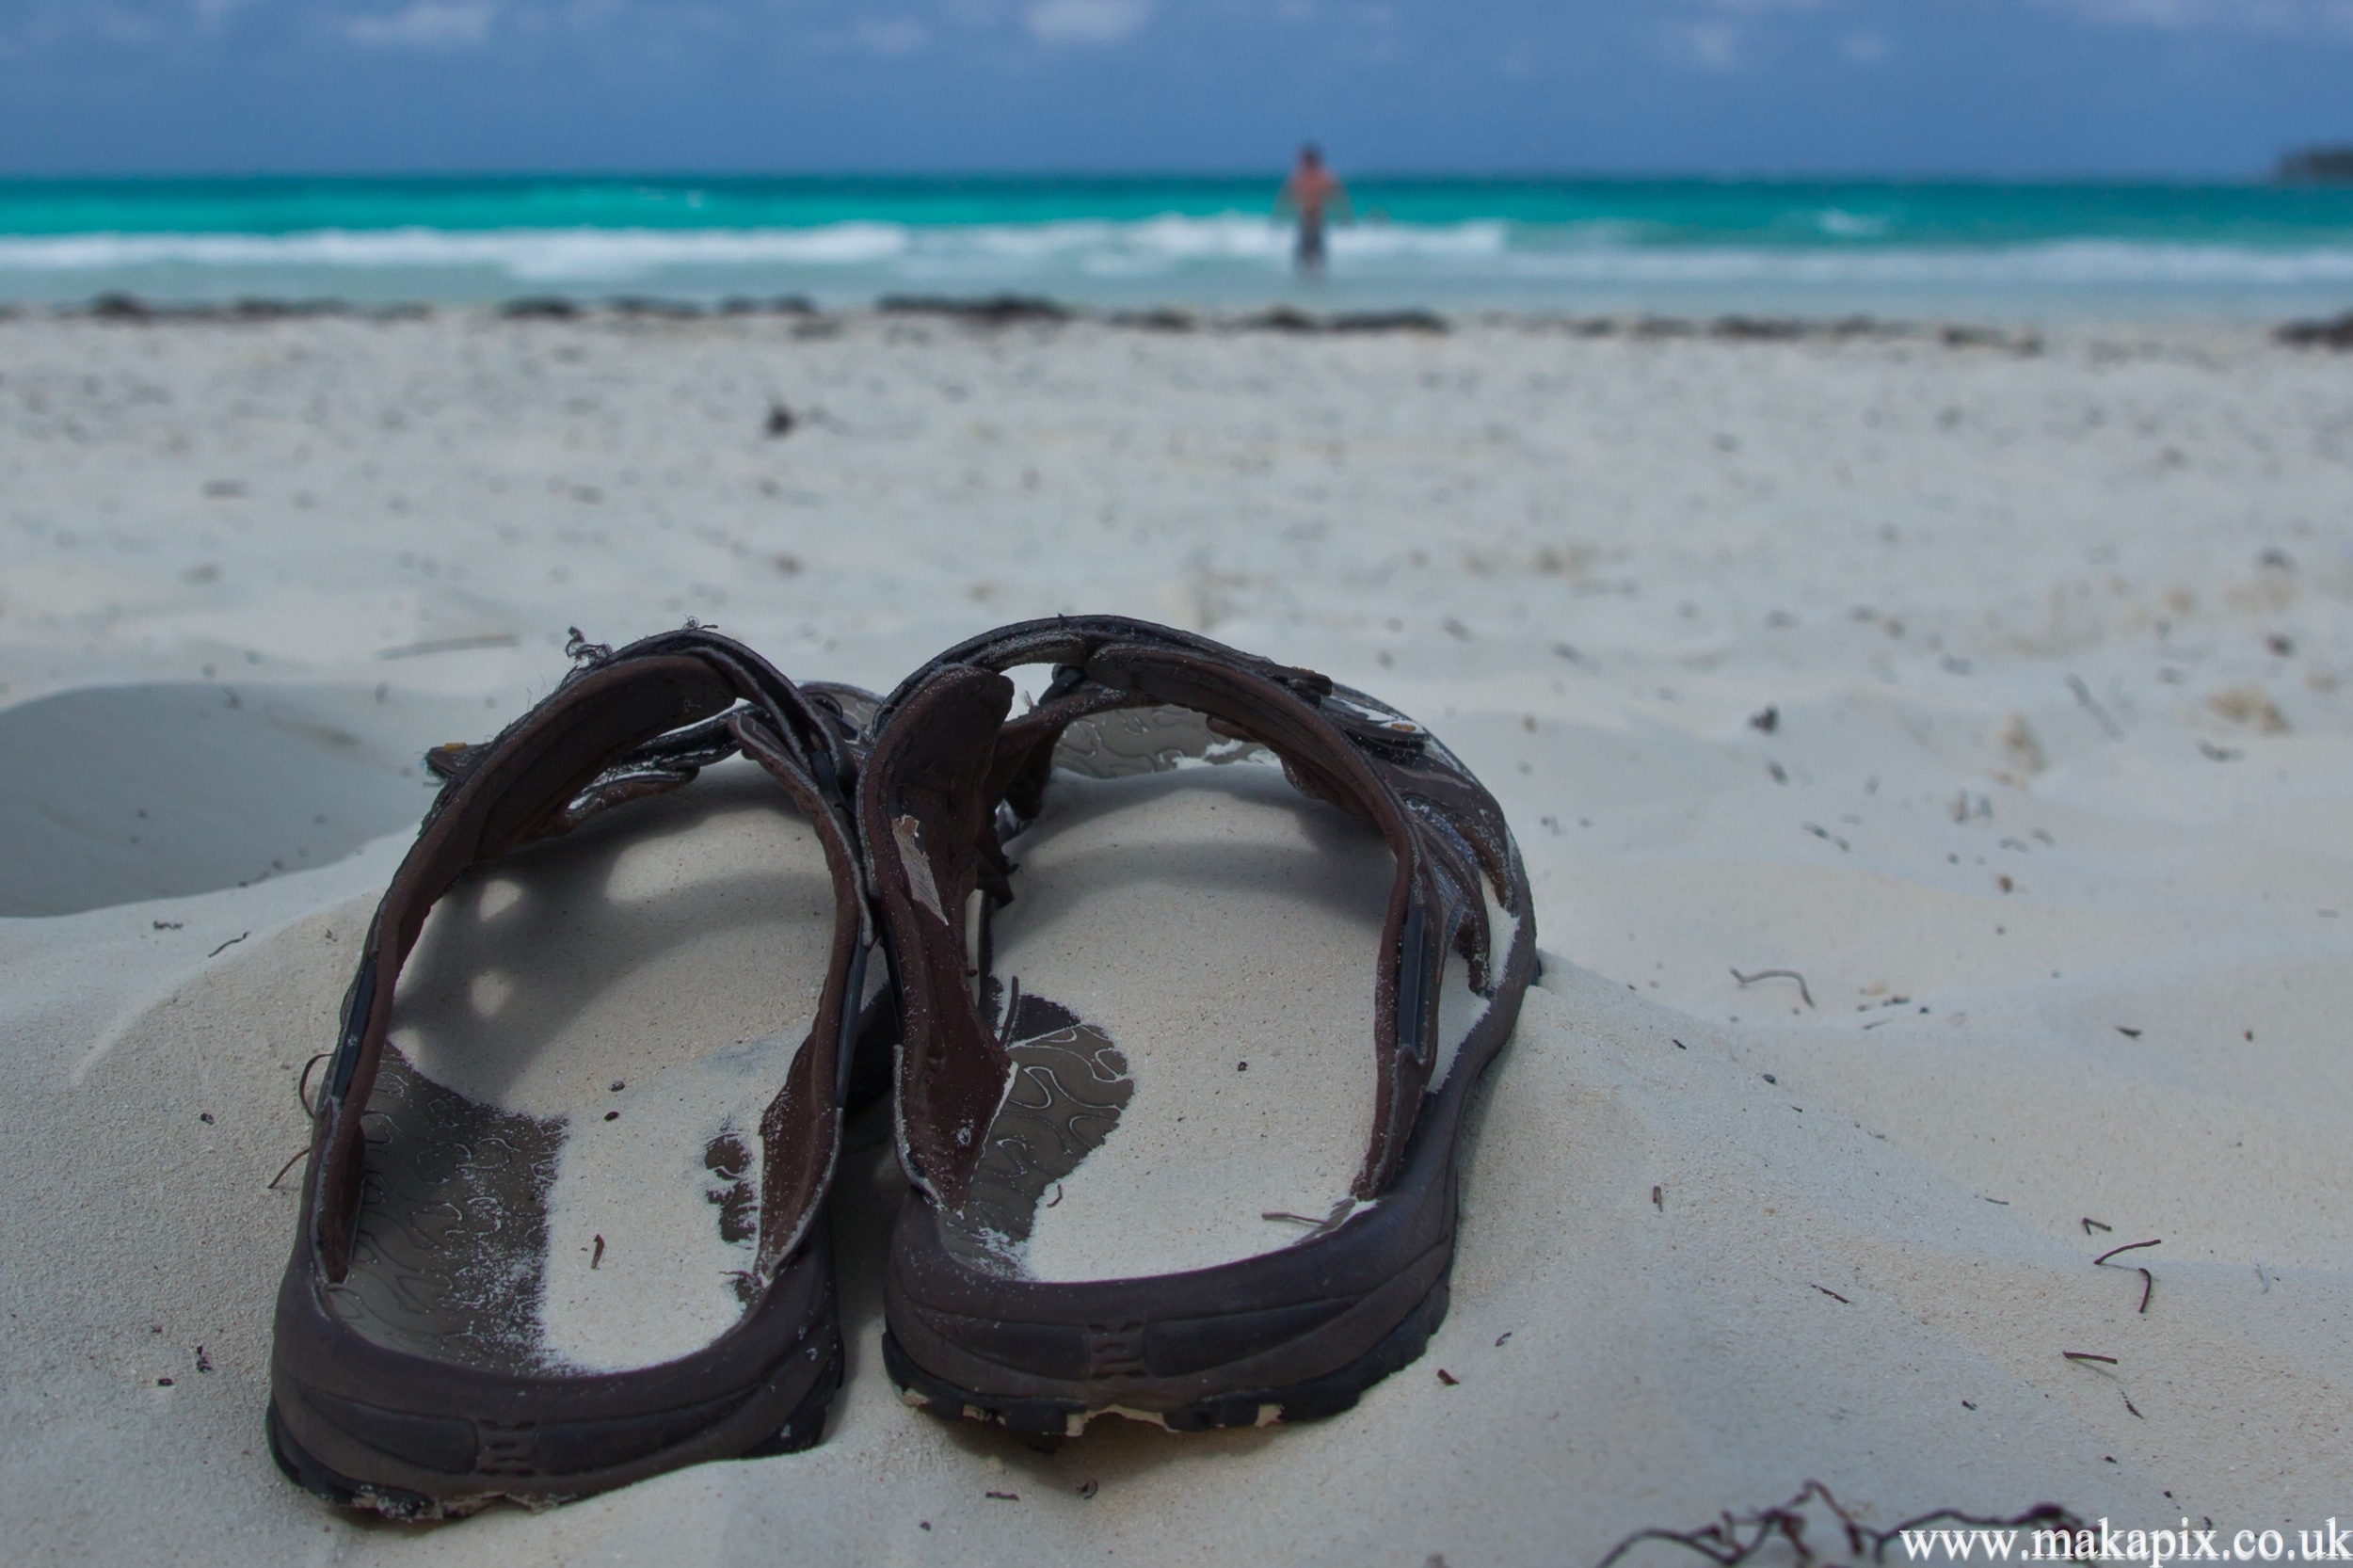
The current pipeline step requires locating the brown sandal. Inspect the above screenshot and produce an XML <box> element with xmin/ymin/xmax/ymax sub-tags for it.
<box><xmin>267</xmin><ymin>627</ymin><xmax>887</xmax><ymax>1516</ymax></box>
<box><xmin>858</xmin><ymin>616</ymin><xmax>1535</xmax><ymax>1434</ymax></box>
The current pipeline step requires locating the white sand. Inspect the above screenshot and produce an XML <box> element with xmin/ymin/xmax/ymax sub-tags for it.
<box><xmin>383</xmin><ymin>759</ymin><xmax>837</xmax><ymax>1372</ymax></box>
<box><xmin>0</xmin><ymin>680</ymin><xmax>488</xmax><ymax>916</ymax></box>
<box><xmin>4</xmin><ymin>311</ymin><xmax>2351</xmax><ymax>1562</ymax></box>
<box><xmin>991</xmin><ymin>761</ymin><xmax>1389</xmax><ymax>1280</ymax></box>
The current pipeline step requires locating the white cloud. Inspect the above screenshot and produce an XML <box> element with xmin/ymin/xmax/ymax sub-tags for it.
<box><xmin>340</xmin><ymin>1</ymin><xmax>495</xmax><ymax>47</ymax></box>
<box><xmin>1023</xmin><ymin>0</ymin><xmax>1152</xmax><ymax>45</ymax></box>
<box><xmin>1839</xmin><ymin>27</ymin><xmax>1887</xmax><ymax>62</ymax></box>
<box><xmin>191</xmin><ymin>0</ymin><xmax>263</xmax><ymax>30</ymax></box>
<box><xmin>851</xmin><ymin>15</ymin><xmax>929</xmax><ymax>52</ymax></box>
<box><xmin>1655</xmin><ymin>0</ymin><xmax>1834</xmax><ymax>72</ymax></box>
<box><xmin>88</xmin><ymin>6</ymin><xmax>168</xmax><ymax>43</ymax></box>
<box><xmin>2040</xmin><ymin>0</ymin><xmax>2353</xmax><ymax>36</ymax></box>
<box><xmin>1660</xmin><ymin>19</ymin><xmax>1741</xmax><ymax>69</ymax></box>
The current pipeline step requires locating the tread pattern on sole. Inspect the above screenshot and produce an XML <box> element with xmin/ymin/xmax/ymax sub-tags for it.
<box><xmin>266</xmin><ymin>1340</ymin><xmax>844</xmax><ymax>1520</ymax></box>
<box><xmin>884</xmin><ymin>1280</ymin><xmax>1449</xmax><ymax>1438</ymax></box>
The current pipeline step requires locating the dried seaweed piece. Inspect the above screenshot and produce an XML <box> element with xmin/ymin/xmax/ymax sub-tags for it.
<box><xmin>2093</xmin><ymin>1238</ymin><xmax>2160</xmax><ymax>1314</ymax></box>
<box><xmin>1731</xmin><ymin>968</ymin><xmax>1814</xmax><ymax>1009</ymax></box>
<box><xmin>1596</xmin><ymin>1480</ymin><xmax>2085</xmax><ymax>1568</ymax></box>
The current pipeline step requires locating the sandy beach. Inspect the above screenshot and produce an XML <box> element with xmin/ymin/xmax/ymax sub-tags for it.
<box><xmin>3</xmin><ymin>307</ymin><xmax>2350</xmax><ymax>1563</ymax></box>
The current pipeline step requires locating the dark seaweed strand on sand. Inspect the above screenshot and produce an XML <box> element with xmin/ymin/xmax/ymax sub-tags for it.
<box><xmin>80</xmin><ymin>294</ymin><xmax>359</xmax><ymax>323</ymax></box>
<box><xmin>500</xmin><ymin>296</ymin><xmax>584</xmax><ymax>320</ymax></box>
<box><xmin>2277</xmin><ymin>312</ymin><xmax>2353</xmax><ymax>349</ymax></box>
<box><xmin>877</xmin><ymin>294</ymin><xmax>1071</xmax><ymax>325</ymax></box>
<box><xmin>715</xmin><ymin>296</ymin><xmax>819</xmax><ymax>315</ymax></box>
<box><xmin>1241</xmin><ymin>305</ymin><xmax>1321</xmax><ymax>332</ymax></box>
<box><xmin>1106</xmin><ymin>307</ymin><xmax>1198</xmax><ymax>331</ymax></box>
<box><xmin>1227</xmin><ymin>306</ymin><xmax>1448</xmax><ymax>334</ymax></box>
<box><xmin>606</xmin><ymin>296</ymin><xmax>706</xmax><ymax>319</ymax></box>
<box><xmin>1328</xmin><ymin>309</ymin><xmax>1448</xmax><ymax>334</ymax></box>
<box><xmin>1711</xmin><ymin>315</ymin><xmax>1807</xmax><ymax>340</ymax></box>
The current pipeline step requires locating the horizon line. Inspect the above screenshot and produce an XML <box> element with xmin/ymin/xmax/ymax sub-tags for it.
<box><xmin>0</xmin><ymin>167</ymin><xmax>2322</xmax><ymax>187</ymax></box>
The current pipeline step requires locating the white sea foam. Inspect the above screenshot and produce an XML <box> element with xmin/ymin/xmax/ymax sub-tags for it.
<box><xmin>1486</xmin><ymin>239</ymin><xmax>2353</xmax><ymax>286</ymax></box>
<box><xmin>0</xmin><ymin>215</ymin><xmax>1512</xmax><ymax>278</ymax></box>
<box><xmin>0</xmin><ymin>215</ymin><xmax>2346</xmax><ymax>311</ymax></box>
<box><xmin>1812</xmin><ymin>208</ymin><xmax>1892</xmax><ymax>239</ymax></box>
<box><xmin>0</xmin><ymin>222</ymin><xmax>912</xmax><ymax>279</ymax></box>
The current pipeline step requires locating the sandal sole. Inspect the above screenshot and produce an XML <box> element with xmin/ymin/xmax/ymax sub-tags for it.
<box><xmin>881</xmin><ymin>1278</ymin><xmax>1449</xmax><ymax>1437</ymax></box>
<box><xmin>266</xmin><ymin>1339</ymin><xmax>844</xmax><ymax>1519</ymax></box>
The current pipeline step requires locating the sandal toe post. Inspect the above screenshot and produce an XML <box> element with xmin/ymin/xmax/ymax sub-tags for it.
<box><xmin>860</xmin><ymin>616</ymin><xmax>1536</xmax><ymax>1432</ymax></box>
<box><xmin>266</xmin><ymin>628</ymin><xmax>883</xmax><ymax>1516</ymax></box>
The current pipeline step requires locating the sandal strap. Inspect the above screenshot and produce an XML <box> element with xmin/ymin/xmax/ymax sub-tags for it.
<box><xmin>306</xmin><ymin>627</ymin><xmax>871</xmax><ymax>1288</ymax></box>
<box><xmin>864</xmin><ymin>616</ymin><xmax>1520</xmax><ymax>1206</ymax></box>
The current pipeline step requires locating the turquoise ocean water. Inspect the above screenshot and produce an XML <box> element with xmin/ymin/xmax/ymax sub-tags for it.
<box><xmin>3</xmin><ymin>176</ymin><xmax>2351</xmax><ymax>318</ymax></box>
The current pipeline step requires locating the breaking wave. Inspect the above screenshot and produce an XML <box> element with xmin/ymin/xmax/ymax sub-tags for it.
<box><xmin>0</xmin><ymin>216</ymin><xmax>1508</xmax><ymax>280</ymax></box>
<box><xmin>1</xmin><ymin>208</ymin><xmax>2348</xmax><ymax>314</ymax></box>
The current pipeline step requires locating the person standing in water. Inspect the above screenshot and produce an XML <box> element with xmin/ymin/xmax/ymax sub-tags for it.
<box><xmin>1277</xmin><ymin>144</ymin><xmax>1350</xmax><ymax>276</ymax></box>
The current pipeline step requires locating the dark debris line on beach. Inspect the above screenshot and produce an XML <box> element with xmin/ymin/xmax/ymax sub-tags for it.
<box><xmin>19</xmin><ymin>290</ymin><xmax>2344</xmax><ymax>350</ymax></box>
<box><xmin>72</xmin><ymin>292</ymin><xmax>428</xmax><ymax>324</ymax></box>
<box><xmin>878</xmin><ymin>293</ymin><xmax>1071</xmax><ymax>324</ymax></box>
<box><xmin>2276</xmin><ymin>311</ymin><xmax>2353</xmax><ymax>348</ymax></box>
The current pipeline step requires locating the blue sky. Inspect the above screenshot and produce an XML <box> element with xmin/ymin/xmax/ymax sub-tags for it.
<box><xmin>1</xmin><ymin>0</ymin><xmax>2349</xmax><ymax>176</ymax></box>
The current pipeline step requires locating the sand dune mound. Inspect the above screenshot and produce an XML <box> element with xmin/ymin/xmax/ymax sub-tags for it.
<box><xmin>0</xmin><ymin>682</ymin><xmax>480</xmax><ymax>917</ymax></box>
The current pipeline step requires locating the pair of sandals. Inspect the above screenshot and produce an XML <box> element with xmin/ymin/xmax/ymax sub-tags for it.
<box><xmin>268</xmin><ymin>616</ymin><xmax>1536</xmax><ymax>1518</ymax></box>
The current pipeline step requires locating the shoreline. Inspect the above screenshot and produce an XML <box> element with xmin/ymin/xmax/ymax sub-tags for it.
<box><xmin>6</xmin><ymin>289</ymin><xmax>2351</xmax><ymax>348</ymax></box>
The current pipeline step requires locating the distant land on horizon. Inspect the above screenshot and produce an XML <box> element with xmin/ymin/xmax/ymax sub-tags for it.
<box><xmin>2279</xmin><ymin>146</ymin><xmax>2353</xmax><ymax>185</ymax></box>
